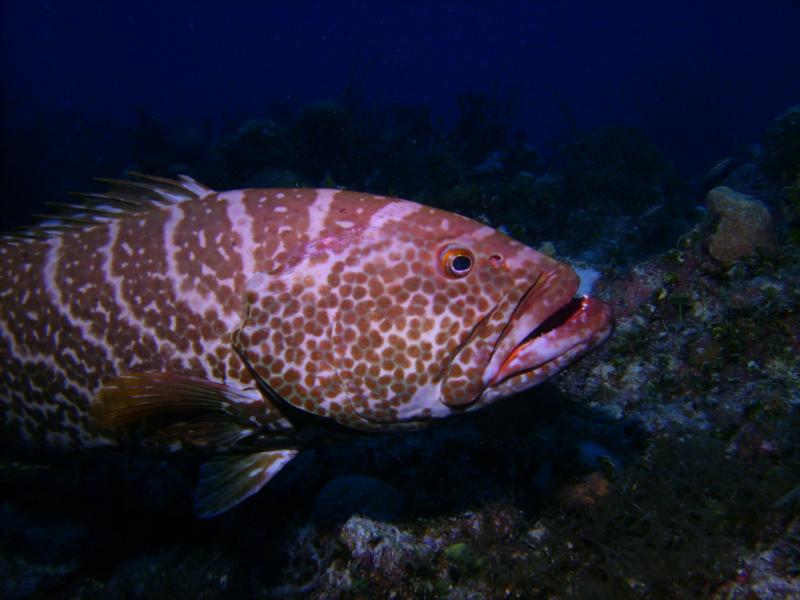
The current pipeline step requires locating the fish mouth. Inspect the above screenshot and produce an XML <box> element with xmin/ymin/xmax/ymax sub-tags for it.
<box><xmin>489</xmin><ymin>295</ymin><xmax>613</xmax><ymax>386</ymax></box>
<box><xmin>482</xmin><ymin>264</ymin><xmax>614</xmax><ymax>389</ymax></box>
<box><xmin>521</xmin><ymin>297</ymin><xmax>587</xmax><ymax>343</ymax></box>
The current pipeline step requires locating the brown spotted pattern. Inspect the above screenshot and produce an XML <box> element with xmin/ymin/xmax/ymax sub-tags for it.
<box><xmin>0</xmin><ymin>179</ymin><xmax>613</xmax><ymax>452</ymax></box>
<box><xmin>234</xmin><ymin>190</ymin><xmax>613</xmax><ymax>431</ymax></box>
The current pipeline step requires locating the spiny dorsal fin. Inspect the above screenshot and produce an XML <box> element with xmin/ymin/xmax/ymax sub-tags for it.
<box><xmin>195</xmin><ymin>449</ymin><xmax>298</xmax><ymax>518</ymax></box>
<box><xmin>128</xmin><ymin>172</ymin><xmax>213</xmax><ymax>197</ymax></box>
<box><xmin>1</xmin><ymin>173</ymin><xmax>215</xmax><ymax>244</ymax></box>
<box><xmin>93</xmin><ymin>172</ymin><xmax>212</xmax><ymax>206</ymax></box>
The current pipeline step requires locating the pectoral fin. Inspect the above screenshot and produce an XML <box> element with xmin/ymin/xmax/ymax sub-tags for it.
<box><xmin>94</xmin><ymin>372</ymin><xmax>261</xmax><ymax>426</ymax></box>
<box><xmin>194</xmin><ymin>449</ymin><xmax>298</xmax><ymax>518</ymax></box>
<box><xmin>92</xmin><ymin>372</ymin><xmax>272</xmax><ymax>449</ymax></box>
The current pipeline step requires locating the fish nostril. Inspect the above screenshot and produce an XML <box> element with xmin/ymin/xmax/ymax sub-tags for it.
<box><xmin>489</xmin><ymin>254</ymin><xmax>503</xmax><ymax>267</ymax></box>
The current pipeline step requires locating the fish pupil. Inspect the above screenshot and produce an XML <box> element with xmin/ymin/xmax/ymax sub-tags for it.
<box><xmin>452</xmin><ymin>255</ymin><xmax>472</xmax><ymax>272</ymax></box>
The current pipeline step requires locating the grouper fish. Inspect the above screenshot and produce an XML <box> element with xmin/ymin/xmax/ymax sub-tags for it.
<box><xmin>0</xmin><ymin>174</ymin><xmax>613</xmax><ymax>516</ymax></box>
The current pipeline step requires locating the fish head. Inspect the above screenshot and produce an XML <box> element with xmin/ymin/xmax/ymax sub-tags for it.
<box><xmin>239</xmin><ymin>191</ymin><xmax>613</xmax><ymax>428</ymax></box>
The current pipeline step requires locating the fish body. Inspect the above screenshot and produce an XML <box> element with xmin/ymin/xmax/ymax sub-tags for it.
<box><xmin>0</xmin><ymin>175</ymin><xmax>612</xmax><ymax>515</ymax></box>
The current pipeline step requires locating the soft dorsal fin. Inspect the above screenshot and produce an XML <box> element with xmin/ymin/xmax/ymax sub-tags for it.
<box><xmin>1</xmin><ymin>173</ymin><xmax>215</xmax><ymax>243</ymax></box>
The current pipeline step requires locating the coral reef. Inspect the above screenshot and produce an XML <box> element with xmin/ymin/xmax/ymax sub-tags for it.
<box><xmin>706</xmin><ymin>186</ymin><xmax>776</xmax><ymax>265</ymax></box>
<box><xmin>761</xmin><ymin>104</ymin><xmax>800</xmax><ymax>183</ymax></box>
<box><xmin>785</xmin><ymin>170</ymin><xmax>800</xmax><ymax>244</ymax></box>
<box><xmin>217</xmin><ymin>118</ymin><xmax>290</xmax><ymax>183</ymax></box>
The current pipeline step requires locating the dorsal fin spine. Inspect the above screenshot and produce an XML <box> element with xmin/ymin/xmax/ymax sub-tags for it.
<box><xmin>0</xmin><ymin>173</ymin><xmax>216</xmax><ymax>243</ymax></box>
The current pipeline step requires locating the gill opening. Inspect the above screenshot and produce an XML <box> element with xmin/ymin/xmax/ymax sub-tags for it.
<box><xmin>484</xmin><ymin>271</ymin><xmax>544</xmax><ymax>370</ymax></box>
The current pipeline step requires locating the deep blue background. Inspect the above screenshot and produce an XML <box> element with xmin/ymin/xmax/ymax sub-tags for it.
<box><xmin>1</xmin><ymin>0</ymin><xmax>799</xmax><ymax>224</ymax></box>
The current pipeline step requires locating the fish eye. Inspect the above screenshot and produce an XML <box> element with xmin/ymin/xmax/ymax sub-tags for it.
<box><xmin>440</xmin><ymin>246</ymin><xmax>474</xmax><ymax>278</ymax></box>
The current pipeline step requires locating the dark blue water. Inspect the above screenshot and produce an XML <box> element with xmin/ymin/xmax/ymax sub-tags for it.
<box><xmin>2</xmin><ymin>1</ymin><xmax>799</xmax><ymax>228</ymax></box>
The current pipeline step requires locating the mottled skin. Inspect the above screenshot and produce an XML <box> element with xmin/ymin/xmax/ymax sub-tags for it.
<box><xmin>0</xmin><ymin>176</ymin><xmax>612</xmax><ymax>513</ymax></box>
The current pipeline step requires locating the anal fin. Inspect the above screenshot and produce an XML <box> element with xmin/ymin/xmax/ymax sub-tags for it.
<box><xmin>195</xmin><ymin>449</ymin><xmax>298</xmax><ymax>518</ymax></box>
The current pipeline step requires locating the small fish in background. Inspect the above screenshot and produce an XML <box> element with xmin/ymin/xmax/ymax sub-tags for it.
<box><xmin>701</xmin><ymin>156</ymin><xmax>734</xmax><ymax>184</ymax></box>
<box><xmin>695</xmin><ymin>155</ymin><xmax>784</xmax><ymax>206</ymax></box>
<box><xmin>0</xmin><ymin>174</ymin><xmax>613</xmax><ymax>517</ymax></box>
<box><xmin>637</xmin><ymin>203</ymin><xmax>664</xmax><ymax>221</ymax></box>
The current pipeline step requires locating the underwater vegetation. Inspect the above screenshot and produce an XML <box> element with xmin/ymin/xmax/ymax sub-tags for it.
<box><xmin>761</xmin><ymin>104</ymin><xmax>800</xmax><ymax>184</ymax></box>
<box><xmin>1</xmin><ymin>96</ymin><xmax>799</xmax><ymax>598</ymax></box>
<box><xmin>552</xmin><ymin>127</ymin><xmax>691</xmax><ymax>261</ymax></box>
